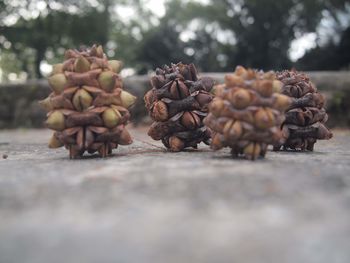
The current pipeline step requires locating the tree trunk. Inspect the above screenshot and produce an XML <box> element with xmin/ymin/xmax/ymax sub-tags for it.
<box><xmin>34</xmin><ymin>48</ymin><xmax>45</xmax><ymax>79</ymax></box>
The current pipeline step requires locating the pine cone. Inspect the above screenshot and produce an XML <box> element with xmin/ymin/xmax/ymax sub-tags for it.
<box><xmin>39</xmin><ymin>45</ymin><xmax>136</xmax><ymax>158</ymax></box>
<box><xmin>144</xmin><ymin>63</ymin><xmax>215</xmax><ymax>151</ymax></box>
<box><xmin>274</xmin><ymin>70</ymin><xmax>333</xmax><ymax>151</ymax></box>
<box><xmin>204</xmin><ymin>66</ymin><xmax>291</xmax><ymax>160</ymax></box>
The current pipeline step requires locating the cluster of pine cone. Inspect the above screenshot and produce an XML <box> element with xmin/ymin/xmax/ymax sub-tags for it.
<box><xmin>204</xmin><ymin>66</ymin><xmax>292</xmax><ymax>160</ymax></box>
<box><xmin>39</xmin><ymin>45</ymin><xmax>136</xmax><ymax>158</ymax></box>
<box><xmin>274</xmin><ymin>70</ymin><xmax>333</xmax><ymax>151</ymax></box>
<box><xmin>40</xmin><ymin>47</ymin><xmax>333</xmax><ymax>160</ymax></box>
<box><xmin>144</xmin><ymin>63</ymin><xmax>214</xmax><ymax>151</ymax></box>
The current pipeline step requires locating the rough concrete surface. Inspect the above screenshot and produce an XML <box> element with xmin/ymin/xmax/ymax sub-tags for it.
<box><xmin>0</xmin><ymin>128</ymin><xmax>350</xmax><ymax>263</ymax></box>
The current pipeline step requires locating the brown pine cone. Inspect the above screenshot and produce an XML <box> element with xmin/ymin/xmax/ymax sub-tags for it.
<box><xmin>144</xmin><ymin>63</ymin><xmax>215</xmax><ymax>151</ymax></box>
<box><xmin>39</xmin><ymin>45</ymin><xmax>136</xmax><ymax>158</ymax></box>
<box><xmin>204</xmin><ymin>66</ymin><xmax>292</xmax><ymax>160</ymax></box>
<box><xmin>274</xmin><ymin>70</ymin><xmax>333</xmax><ymax>151</ymax></box>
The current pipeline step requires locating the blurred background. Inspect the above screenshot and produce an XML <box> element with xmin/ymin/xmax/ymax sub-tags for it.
<box><xmin>0</xmin><ymin>0</ymin><xmax>349</xmax><ymax>128</ymax></box>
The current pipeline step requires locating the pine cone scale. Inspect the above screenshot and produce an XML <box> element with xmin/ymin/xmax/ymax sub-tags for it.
<box><xmin>39</xmin><ymin>45</ymin><xmax>136</xmax><ymax>158</ymax></box>
<box><xmin>205</xmin><ymin>66</ymin><xmax>291</xmax><ymax>160</ymax></box>
<box><xmin>145</xmin><ymin>63</ymin><xmax>214</xmax><ymax>151</ymax></box>
<box><xmin>276</xmin><ymin>70</ymin><xmax>332</xmax><ymax>151</ymax></box>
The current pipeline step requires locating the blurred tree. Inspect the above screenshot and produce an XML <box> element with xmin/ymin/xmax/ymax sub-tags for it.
<box><xmin>296</xmin><ymin>1</ymin><xmax>350</xmax><ymax>71</ymax></box>
<box><xmin>132</xmin><ymin>0</ymin><xmax>349</xmax><ymax>73</ymax></box>
<box><xmin>181</xmin><ymin>0</ymin><xmax>349</xmax><ymax>70</ymax></box>
<box><xmin>1</xmin><ymin>0</ymin><xmax>349</xmax><ymax>80</ymax></box>
<box><xmin>134</xmin><ymin>17</ymin><xmax>189</xmax><ymax>73</ymax></box>
<box><xmin>338</xmin><ymin>26</ymin><xmax>350</xmax><ymax>68</ymax></box>
<box><xmin>296</xmin><ymin>26</ymin><xmax>350</xmax><ymax>70</ymax></box>
<box><xmin>0</xmin><ymin>0</ymin><xmax>137</xmax><ymax>79</ymax></box>
<box><xmin>134</xmin><ymin>0</ymin><xmax>230</xmax><ymax>72</ymax></box>
<box><xmin>0</xmin><ymin>1</ymin><xmax>112</xmax><ymax>78</ymax></box>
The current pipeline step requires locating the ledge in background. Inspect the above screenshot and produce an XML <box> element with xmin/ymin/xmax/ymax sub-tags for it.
<box><xmin>0</xmin><ymin>71</ymin><xmax>349</xmax><ymax>129</ymax></box>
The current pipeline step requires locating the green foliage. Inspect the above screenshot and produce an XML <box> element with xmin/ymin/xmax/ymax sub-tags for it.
<box><xmin>297</xmin><ymin>25</ymin><xmax>350</xmax><ymax>70</ymax></box>
<box><xmin>0</xmin><ymin>0</ymin><xmax>349</xmax><ymax>80</ymax></box>
<box><xmin>134</xmin><ymin>17</ymin><xmax>189</xmax><ymax>73</ymax></box>
<box><xmin>133</xmin><ymin>0</ymin><xmax>349</xmax><ymax>72</ymax></box>
<box><xmin>174</xmin><ymin>0</ymin><xmax>340</xmax><ymax>70</ymax></box>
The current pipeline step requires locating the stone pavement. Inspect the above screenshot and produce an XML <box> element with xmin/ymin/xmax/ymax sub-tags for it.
<box><xmin>0</xmin><ymin>128</ymin><xmax>350</xmax><ymax>263</ymax></box>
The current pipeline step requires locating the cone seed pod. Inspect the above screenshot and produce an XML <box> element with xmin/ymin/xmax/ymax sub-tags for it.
<box><xmin>181</xmin><ymin>111</ymin><xmax>201</xmax><ymax>130</ymax></box>
<box><xmin>39</xmin><ymin>44</ymin><xmax>136</xmax><ymax>158</ymax></box>
<box><xmin>98</xmin><ymin>71</ymin><xmax>116</xmax><ymax>92</ymax></box>
<box><xmin>145</xmin><ymin>63</ymin><xmax>214</xmax><ymax>151</ymax></box>
<box><xmin>72</xmin><ymin>89</ymin><xmax>93</xmax><ymax>111</ymax></box>
<box><xmin>120</xmin><ymin>90</ymin><xmax>137</xmax><ymax>108</ymax></box>
<box><xmin>169</xmin><ymin>136</ymin><xmax>185</xmax><ymax>152</ymax></box>
<box><xmin>96</xmin><ymin>45</ymin><xmax>104</xmax><ymax>58</ymax></box>
<box><xmin>46</xmin><ymin>111</ymin><xmax>65</xmax><ymax>131</ymax></box>
<box><xmin>51</xmin><ymin>64</ymin><xmax>64</xmax><ymax>75</ymax></box>
<box><xmin>274</xmin><ymin>70</ymin><xmax>332</xmax><ymax>151</ymax></box>
<box><xmin>48</xmin><ymin>73</ymin><xmax>67</xmax><ymax>94</ymax></box>
<box><xmin>102</xmin><ymin>108</ymin><xmax>121</xmax><ymax>128</ymax></box>
<box><xmin>74</xmin><ymin>56</ymin><xmax>91</xmax><ymax>73</ymax></box>
<box><xmin>108</xmin><ymin>60</ymin><xmax>123</xmax><ymax>73</ymax></box>
<box><xmin>227</xmin><ymin>89</ymin><xmax>251</xmax><ymax>109</ymax></box>
<box><xmin>204</xmin><ymin>66</ymin><xmax>291</xmax><ymax>160</ymax></box>
<box><xmin>48</xmin><ymin>133</ymin><xmax>64</xmax><ymax>148</ymax></box>
<box><xmin>151</xmin><ymin>101</ymin><xmax>169</xmax><ymax>121</ymax></box>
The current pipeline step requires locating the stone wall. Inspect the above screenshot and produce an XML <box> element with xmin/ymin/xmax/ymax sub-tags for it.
<box><xmin>0</xmin><ymin>71</ymin><xmax>349</xmax><ymax>128</ymax></box>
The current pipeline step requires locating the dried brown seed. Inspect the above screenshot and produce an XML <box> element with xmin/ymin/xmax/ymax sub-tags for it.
<box><xmin>98</xmin><ymin>71</ymin><xmax>116</xmax><ymax>92</ymax></box>
<box><xmin>144</xmin><ymin>90</ymin><xmax>156</xmax><ymax>110</ymax></box>
<box><xmin>272</xmin><ymin>94</ymin><xmax>291</xmax><ymax>111</ymax></box>
<box><xmin>48</xmin><ymin>133</ymin><xmax>63</xmax><ymax>148</ymax></box>
<box><xmin>243</xmin><ymin>143</ymin><xmax>261</xmax><ymax>160</ymax></box>
<box><xmin>169</xmin><ymin>81</ymin><xmax>181</xmax><ymax>99</ymax></box>
<box><xmin>256</xmin><ymin>80</ymin><xmax>273</xmax><ymax>97</ymax></box>
<box><xmin>177</xmin><ymin>81</ymin><xmax>190</xmax><ymax>98</ymax></box>
<box><xmin>228</xmin><ymin>89</ymin><xmax>251</xmax><ymax>109</ymax></box>
<box><xmin>254</xmin><ymin>108</ymin><xmax>275</xmax><ymax>129</ymax></box>
<box><xmin>64</xmin><ymin>49</ymin><xmax>78</xmax><ymax>60</ymax></box>
<box><xmin>225</xmin><ymin>74</ymin><xmax>244</xmax><ymax>87</ymax></box>
<box><xmin>102</xmin><ymin>108</ymin><xmax>121</xmax><ymax>128</ymax></box>
<box><xmin>169</xmin><ymin>136</ymin><xmax>185</xmax><ymax>152</ymax></box>
<box><xmin>38</xmin><ymin>97</ymin><xmax>54</xmax><ymax>111</ymax></box>
<box><xmin>151</xmin><ymin>101</ymin><xmax>169</xmax><ymax>121</ymax></box>
<box><xmin>72</xmin><ymin>89</ymin><xmax>93</xmax><ymax>111</ymax></box>
<box><xmin>51</xmin><ymin>64</ymin><xmax>64</xmax><ymax>75</ymax></box>
<box><xmin>195</xmin><ymin>91</ymin><xmax>212</xmax><ymax>108</ymax></box>
<box><xmin>209</xmin><ymin>98</ymin><xmax>225</xmax><ymax>117</ymax></box>
<box><xmin>46</xmin><ymin>111</ymin><xmax>65</xmax><ymax>131</ymax></box>
<box><xmin>108</xmin><ymin>60</ymin><xmax>123</xmax><ymax>73</ymax></box>
<box><xmin>96</xmin><ymin>45</ymin><xmax>104</xmax><ymax>58</ymax></box>
<box><xmin>120</xmin><ymin>90</ymin><xmax>137</xmax><ymax>108</ymax></box>
<box><xmin>151</xmin><ymin>75</ymin><xmax>166</xmax><ymax>88</ymax></box>
<box><xmin>118</xmin><ymin>128</ymin><xmax>133</xmax><ymax>145</ymax></box>
<box><xmin>272</xmin><ymin>80</ymin><xmax>283</xmax><ymax>93</ymax></box>
<box><xmin>223</xmin><ymin>120</ymin><xmax>242</xmax><ymax>140</ymax></box>
<box><xmin>48</xmin><ymin>73</ymin><xmax>67</xmax><ymax>94</ymax></box>
<box><xmin>211</xmin><ymin>84</ymin><xmax>225</xmax><ymax>97</ymax></box>
<box><xmin>181</xmin><ymin>112</ymin><xmax>201</xmax><ymax>130</ymax></box>
<box><xmin>211</xmin><ymin>133</ymin><xmax>224</xmax><ymax>150</ymax></box>
<box><xmin>74</xmin><ymin>56</ymin><xmax>90</xmax><ymax>73</ymax></box>
<box><xmin>235</xmin><ymin>66</ymin><xmax>248</xmax><ymax>77</ymax></box>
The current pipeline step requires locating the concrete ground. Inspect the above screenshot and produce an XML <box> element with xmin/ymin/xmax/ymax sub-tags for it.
<box><xmin>0</xmin><ymin>127</ymin><xmax>350</xmax><ymax>263</ymax></box>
